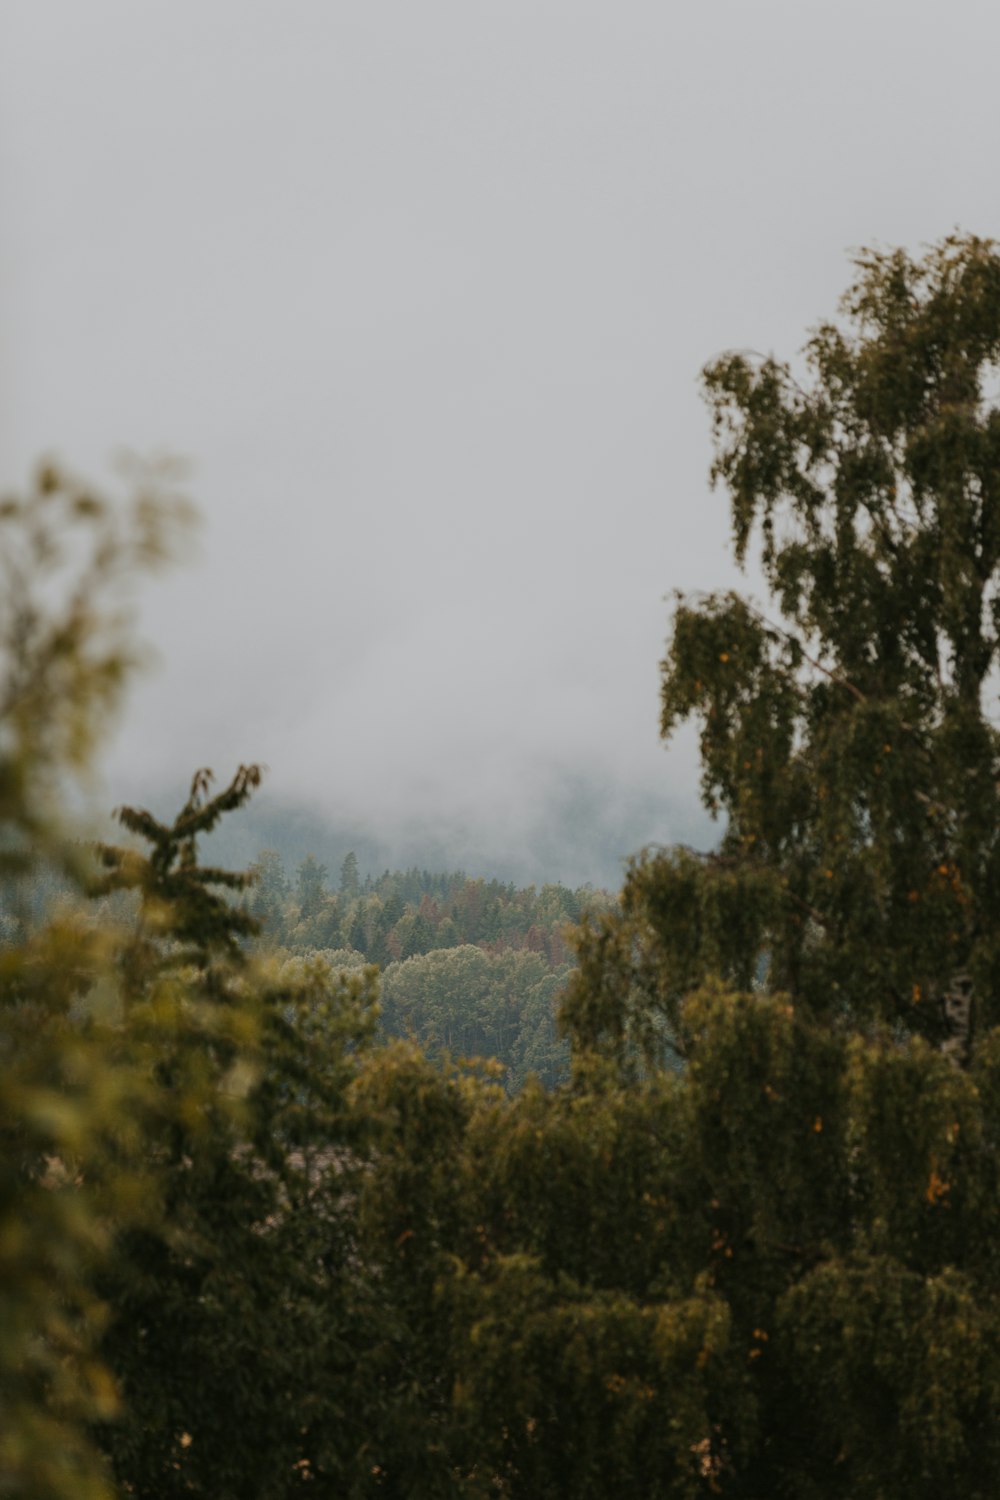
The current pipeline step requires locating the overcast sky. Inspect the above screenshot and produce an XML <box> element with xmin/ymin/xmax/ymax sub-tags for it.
<box><xmin>3</xmin><ymin>1</ymin><xmax>1000</xmax><ymax>882</ymax></box>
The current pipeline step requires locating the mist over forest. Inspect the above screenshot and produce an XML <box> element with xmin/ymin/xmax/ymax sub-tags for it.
<box><xmin>15</xmin><ymin>233</ymin><xmax>1000</xmax><ymax>1497</ymax></box>
<box><xmin>163</xmin><ymin>767</ymin><xmax>716</xmax><ymax>893</ymax></box>
<box><xmin>12</xmin><ymin>229</ymin><xmax>1000</xmax><ymax>1497</ymax></box>
<box><xmin>8</xmin><ymin>0</ymin><xmax>1000</xmax><ymax>1494</ymax></box>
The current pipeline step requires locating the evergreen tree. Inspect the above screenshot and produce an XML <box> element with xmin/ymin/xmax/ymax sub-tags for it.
<box><xmin>295</xmin><ymin>854</ymin><xmax>328</xmax><ymax>922</ymax></box>
<box><xmin>339</xmin><ymin>850</ymin><xmax>360</xmax><ymax>899</ymax></box>
<box><xmin>348</xmin><ymin>907</ymin><xmax>368</xmax><ymax>955</ymax></box>
<box><xmin>401</xmin><ymin>911</ymin><xmax>434</xmax><ymax>959</ymax></box>
<box><xmin>248</xmin><ymin>848</ymin><xmax>290</xmax><ymax>935</ymax></box>
<box><xmin>92</xmin><ymin>771</ymin><xmax>381</xmax><ymax>1500</ymax></box>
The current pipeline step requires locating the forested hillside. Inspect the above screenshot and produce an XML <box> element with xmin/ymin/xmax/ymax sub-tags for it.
<box><xmin>246</xmin><ymin>852</ymin><xmax>613</xmax><ymax>1088</ymax></box>
<box><xmin>248</xmin><ymin>849</ymin><xmax>608</xmax><ymax>966</ymax></box>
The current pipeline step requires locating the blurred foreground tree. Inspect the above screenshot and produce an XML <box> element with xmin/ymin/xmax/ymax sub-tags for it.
<box><xmin>0</xmin><ymin>461</ymin><xmax>192</xmax><ymax>1499</ymax></box>
<box><xmin>0</xmin><ymin>461</ymin><xmax>382</xmax><ymax>1499</ymax></box>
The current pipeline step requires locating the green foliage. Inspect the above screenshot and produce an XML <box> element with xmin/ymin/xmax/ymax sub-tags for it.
<box><xmin>0</xmin><ymin>467</ymin><xmax>385</xmax><ymax>1500</ymax></box>
<box><xmin>552</xmin><ymin>233</ymin><xmax>1000</xmax><ymax>1494</ymax></box>
<box><xmin>380</xmin><ymin>945</ymin><xmax>570</xmax><ymax>1089</ymax></box>
<box><xmin>686</xmin><ymin>235</ymin><xmax>1000</xmax><ymax>1041</ymax></box>
<box><xmin>447</xmin><ymin>1258</ymin><xmax>732</xmax><ymax>1500</ymax></box>
<box><xmin>257</xmin><ymin>862</ymin><xmax>608</xmax><ymax>1092</ymax></box>
<box><xmin>0</xmin><ymin>463</ymin><xmax>191</xmax><ymax>1500</ymax></box>
<box><xmin>88</xmin><ymin>773</ymin><xmax>382</xmax><ymax>1499</ymax></box>
<box><xmin>265</xmin><ymin>856</ymin><xmax>608</xmax><ymax>969</ymax></box>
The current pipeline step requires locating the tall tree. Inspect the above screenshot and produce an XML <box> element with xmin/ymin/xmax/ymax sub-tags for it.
<box><xmin>92</xmin><ymin>769</ymin><xmax>381</xmax><ymax>1500</ymax></box>
<box><xmin>565</xmin><ymin>232</ymin><xmax>1000</xmax><ymax>1070</ymax></box>
<box><xmin>248</xmin><ymin>848</ymin><xmax>290</xmax><ymax>935</ymax></box>
<box><xmin>339</xmin><ymin>850</ymin><xmax>360</xmax><ymax>899</ymax></box>
<box><xmin>553</xmin><ymin>234</ymin><xmax>1000</xmax><ymax>1494</ymax></box>
<box><xmin>295</xmin><ymin>854</ymin><xmax>328</xmax><ymax>922</ymax></box>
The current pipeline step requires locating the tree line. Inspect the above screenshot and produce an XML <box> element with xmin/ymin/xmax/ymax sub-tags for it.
<box><xmin>248</xmin><ymin>848</ymin><xmax>609</xmax><ymax>967</ymax></box>
<box><xmin>6</xmin><ymin>234</ymin><xmax>1000</xmax><ymax>1497</ymax></box>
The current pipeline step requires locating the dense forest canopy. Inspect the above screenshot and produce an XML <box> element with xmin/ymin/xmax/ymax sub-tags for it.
<box><xmin>6</xmin><ymin>234</ymin><xmax>1000</xmax><ymax>1497</ymax></box>
<box><xmin>242</xmin><ymin>850</ymin><xmax>612</xmax><ymax>1089</ymax></box>
<box><xmin>248</xmin><ymin>848</ymin><xmax>605</xmax><ymax>967</ymax></box>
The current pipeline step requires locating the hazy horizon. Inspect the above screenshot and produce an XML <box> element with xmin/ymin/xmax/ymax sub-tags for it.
<box><xmin>5</xmin><ymin>2</ymin><xmax>1000</xmax><ymax>885</ymax></box>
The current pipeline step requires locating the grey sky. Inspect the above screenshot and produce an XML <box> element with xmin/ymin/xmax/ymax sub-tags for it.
<box><xmin>3</xmin><ymin>2</ymin><xmax>999</xmax><ymax>882</ymax></box>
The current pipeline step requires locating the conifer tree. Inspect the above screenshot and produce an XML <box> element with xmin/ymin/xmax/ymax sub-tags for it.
<box><xmin>295</xmin><ymin>853</ymin><xmax>328</xmax><ymax>922</ymax></box>
<box><xmin>339</xmin><ymin>850</ymin><xmax>360</xmax><ymax>899</ymax></box>
<box><xmin>92</xmin><ymin>771</ymin><xmax>380</xmax><ymax>1500</ymax></box>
